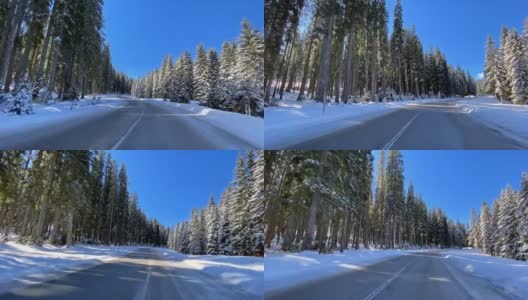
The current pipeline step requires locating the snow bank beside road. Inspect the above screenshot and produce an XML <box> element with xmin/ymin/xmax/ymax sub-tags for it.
<box><xmin>0</xmin><ymin>241</ymin><xmax>139</xmax><ymax>293</ymax></box>
<box><xmin>0</xmin><ymin>97</ymin><xmax>129</xmax><ymax>143</ymax></box>
<box><xmin>152</xmin><ymin>248</ymin><xmax>264</xmax><ymax>296</ymax></box>
<box><xmin>146</xmin><ymin>100</ymin><xmax>264</xmax><ymax>148</ymax></box>
<box><xmin>444</xmin><ymin>249</ymin><xmax>528</xmax><ymax>299</ymax></box>
<box><xmin>457</xmin><ymin>96</ymin><xmax>528</xmax><ymax>147</ymax></box>
<box><xmin>264</xmin><ymin>248</ymin><xmax>407</xmax><ymax>293</ymax></box>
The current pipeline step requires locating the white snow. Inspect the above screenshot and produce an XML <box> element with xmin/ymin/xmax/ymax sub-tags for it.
<box><xmin>456</xmin><ymin>96</ymin><xmax>528</xmax><ymax>147</ymax></box>
<box><xmin>443</xmin><ymin>248</ymin><xmax>528</xmax><ymax>299</ymax></box>
<box><xmin>0</xmin><ymin>242</ymin><xmax>263</xmax><ymax>297</ymax></box>
<box><xmin>0</xmin><ymin>241</ymin><xmax>139</xmax><ymax>293</ymax></box>
<box><xmin>0</xmin><ymin>95</ymin><xmax>130</xmax><ymax>142</ymax></box>
<box><xmin>147</xmin><ymin>99</ymin><xmax>263</xmax><ymax>148</ymax></box>
<box><xmin>264</xmin><ymin>248</ymin><xmax>407</xmax><ymax>293</ymax></box>
<box><xmin>150</xmin><ymin>247</ymin><xmax>263</xmax><ymax>296</ymax></box>
<box><xmin>265</xmin><ymin>92</ymin><xmax>461</xmax><ymax>149</ymax></box>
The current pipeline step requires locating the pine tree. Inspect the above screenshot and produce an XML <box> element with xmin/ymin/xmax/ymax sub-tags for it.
<box><xmin>220</xmin><ymin>42</ymin><xmax>237</xmax><ymax>108</ymax></box>
<box><xmin>206</xmin><ymin>49</ymin><xmax>221</xmax><ymax>108</ymax></box>
<box><xmin>160</xmin><ymin>55</ymin><xmax>174</xmax><ymax>100</ymax></box>
<box><xmin>233</xmin><ymin>19</ymin><xmax>264</xmax><ymax>116</ymax></box>
<box><xmin>468</xmin><ymin>208</ymin><xmax>481</xmax><ymax>248</ymax></box>
<box><xmin>480</xmin><ymin>202</ymin><xmax>493</xmax><ymax>254</ymax></box>
<box><xmin>484</xmin><ymin>35</ymin><xmax>498</xmax><ymax>95</ymax></box>
<box><xmin>189</xmin><ymin>209</ymin><xmax>201</xmax><ymax>254</ymax></box>
<box><xmin>248</xmin><ymin>150</ymin><xmax>264</xmax><ymax>256</ymax></box>
<box><xmin>193</xmin><ymin>44</ymin><xmax>208</xmax><ymax>102</ymax></box>
<box><xmin>491</xmin><ymin>199</ymin><xmax>501</xmax><ymax>256</ymax></box>
<box><xmin>390</xmin><ymin>0</ymin><xmax>404</xmax><ymax>95</ymax></box>
<box><xmin>517</xmin><ymin>173</ymin><xmax>528</xmax><ymax>260</ymax></box>
<box><xmin>524</xmin><ymin>18</ymin><xmax>528</xmax><ymax>43</ymax></box>
<box><xmin>206</xmin><ymin>196</ymin><xmax>220</xmax><ymax>255</ymax></box>
<box><xmin>496</xmin><ymin>186</ymin><xmax>520</xmax><ymax>258</ymax></box>
<box><xmin>218</xmin><ymin>189</ymin><xmax>233</xmax><ymax>255</ymax></box>
<box><xmin>116</xmin><ymin>165</ymin><xmax>129</xmax><ymax>245</ymax></box>
<box><xmin>181</xmin><ymin>51</ymin><xmax>194</xmax><ymax>102</ymax></box>
<box><xmin>504</xmin><ymin>30</ymin><xmax>528</xmax><ymax>104</ymax></box>
<box><xmin>179</xmin><ymin>222</ymin><xmax>191</xmax><ymax>254</ymax></box>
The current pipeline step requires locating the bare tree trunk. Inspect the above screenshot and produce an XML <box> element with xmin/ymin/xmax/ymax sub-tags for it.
<box><xmin>297</xmin><ymin>34</ymin><xmax>315</xmax><ymax>101</ymax></box>
<box><xmin>13</xmin><ymin>35</ymin><xmax>34</xmax><ymax>90</ymax></box>
<box><xmin>0</xmin><ymin>0</ymin><xmax>17</xmax><ymax>63</ymax></box>
<box><xmin>334</xmin><ymin>41</ymin><xmax>343</xmax><ymax>103</ymax></box>
<box><xmin>2</xmin><ymin>44</ymin><xmax>17</xmax><ymax>93</ymax></box>
<box><xmin>31</xmin><ymin>153</ymin><xmax>58</xmax><ymax>244</ymax></box>
<box><xmin>302</xmin><ymin>151</ymin><xmax>328</xmax><ymax>250</ymax></box>
<box><xmin>35</xmin><ymin>0</ymin><xmax>57</xmax><ymax>83</ymax></box>
<box><xmin>278</xmin><ymin>42</ymin><xmax>294</xmax><ymax>99</ymax></box>
<box><xmin>371</xmin><ymin>30</ymin><xmax>379</xmax><ymax>100</ymax></box>
<box><xmin>315</xmin><ymin>14</ymin><xmax>335</xmax><ymax>106</ymax></box>
<box><xmin>48</xmin><ymin>209</ymin><xmax>62</xmax><ymax>244</ymax></box>
<box><xmin>66</xmin><ymin>209</ymin><xmax>73</xmax><ymax>247</ymax></box>
<box><xmin>342</xmin><ymin>20</ymin><xmax>355</xmax><ymax>103</ymax></box>
<box><xmin>0</xmin><ymin>0</ymin><xmax>28</xmax><ymax>88</ymax></box>
<box><xmin>45</xmin><ymin>3</ymin><xmax>66</xmax><ymax>100</ymax></box>
<box><xmin>339</xmin><ymin>213</ymin><xmax>349</xmax><ymax>252</ymax></box>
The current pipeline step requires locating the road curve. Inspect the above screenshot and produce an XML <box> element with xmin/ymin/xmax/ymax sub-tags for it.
<box><xmin>265</xmin><ymin>252</ymin><xmax>510</xmax><ymax>300</ymax></box>
<box><xmin>0</xmin><ymin>100</ymin><xmax>256</xmax><ymax>150</ymax></box>
<box><xmin>288</xmin><ymin>102</ymin><xmax>527</xmax><ymax>150</ymax></box>
<box><xmin>0</xmin><ymin>248</ymin><xmax>259</xmax><ymax>300</ymax></box>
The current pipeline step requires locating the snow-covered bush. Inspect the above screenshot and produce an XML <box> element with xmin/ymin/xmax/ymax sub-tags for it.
<box><xmin>7</xmin><ymin>81</ymin><xmax>33</xmax><ymax>115</ymax></box>
<box><xmin>36</xmin><ymin>87</ymin><xmax>52</xmax><ymax>103</ymax></box>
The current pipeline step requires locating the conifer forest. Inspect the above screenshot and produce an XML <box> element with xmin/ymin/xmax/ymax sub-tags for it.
<box><xmin>0</xmin><ymin>150</ymin><xmax>264</xmax><ymax>257</ymax></box>
<box><xmin>468</xmin><ymin>172</ymin><xmax>528</xmax><ymax>261</ymax></box>
<box><xmin>264</xmin><ymin>0</ymin><xmax>477</xmax><ymax>105</ymax></box>
<box><xmin>131</xmin><ymin>20</ymin><xmax>265</xmax><ymax>117</ymax></box>
<box><xmin>483</xmin><ymin>20</ymin><xmax>528</xmax><ymax>104</ymax></box>
<box><xmin>264</xmin><ymin>150</ymin><xmax>467</xmax><ymax>252</ymax></box>
<box><xmin>0</xmin><ymin>0</ymin><xmax>131</xmax><ymax>108</ymax></box>
<box><xmin>167</xmin><ymin>151</ymin><xmax>264</xmax><ymax>257</ymax></box>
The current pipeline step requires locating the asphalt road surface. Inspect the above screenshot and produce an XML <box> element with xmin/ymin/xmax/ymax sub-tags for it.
<box><xmin>0</xmin><ymin>248</ymin><xmax>258</xmax><ymax>300</ymax></box>
<box><xmin>1</xmin><ymin>100</ymin><xmax>255</xmax><ymax>150</ymax></box>
<box><xmin>289</xmin><ymin>101</ymin><xmax>527</xmax><ymax>150</ymax></box>
<box><xmin>265</xmin><ymin>251</ymin><xmax>511</xmax><ymax>300</ymax></box>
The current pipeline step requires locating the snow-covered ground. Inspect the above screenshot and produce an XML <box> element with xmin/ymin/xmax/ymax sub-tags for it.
<box><xmin>444</xmin><ymin>249</ymin><xmax>528</xmax><ymax>299</ymax></box>
<box><xmin>264</xmin><ymin>248</ymin><xmax>408</xmax><ymax>293</ymax></box>
<box><xmin>456</xmin><ymin>96</ymin><xmax>528</xmax><ymax>146</ymax></box>
<box><xmin>0</xmin><ymin>241</ymin><xmax>139</xmax><ymax>293</ymax></box>
<box><xmin>147</xmin><ymin>99</ymin><xmax>264</xmax><ymax>148</ymax></box>
<box><xmin>0</xmin><ymin>95</ymin><xmax>130</xmax><ymax>141</ymax></box>
<box><xmin>0</xmin><ymin>242</ymin><xmax>263</xmax><ymax>297</ymax></box>
<box><xmin>151</xmin><ymin>247</ymin><xmax>263</xmax><ymax>296</ymax></box>
<box><xmin>265</xmin><ymin>92</ymin><xmax>460</xmax><ymax>149</ymax></box>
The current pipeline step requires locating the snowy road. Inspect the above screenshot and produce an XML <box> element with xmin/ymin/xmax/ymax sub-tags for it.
<box><xmin>265</xmin><ymin>252</ymin><xmax>512</xmax><ymax>300</ymax></box>
<box><xmin>0</xmin><ymin>100</ymin><xmax>256</xmax><ymax>150</ymax></box>
<box><xmin>286</xmin><ymin>101</ymin><xmax>527</xmax><ymax>150</ymax></box>
<box><xmin>0</xmin><ymin>248</ymin><xmax>259</xmax><ymax>300</ymax></box>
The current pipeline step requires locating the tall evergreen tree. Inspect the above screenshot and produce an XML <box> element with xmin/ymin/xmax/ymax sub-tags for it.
<box><xmin>206</xmin><ymin>49</ymin><xmax>221</xmax><ymax>108</ymax></box>
<box><xmin>480</xmin><ymin>201</ymin><xmax>494</xmax><ymax>254</ymax></box>
<box><xmin>193</xmin><ymin>44</ymin><xmax>208</xmax><ymax>102</ymax></box>
<box><xmin>504</xmin><ymin>30</ymin><xmax>528</xmax><ymax>104</ymax></box>
<box><xmin>206</xmin><ymin>196</ymin><xmax>220</xmax><ymax>255</ymax></box>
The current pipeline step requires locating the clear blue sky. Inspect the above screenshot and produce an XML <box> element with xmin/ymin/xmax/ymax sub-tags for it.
<box><xmin>108</xmin><ymin>151</ymin><xmax>239</xmax><ymax>227</ymax></box>
<box><xmin>385</xmin><ymin>0</ymin><xmax>528</xmax><ymax>78</ymax></box>
<box><xmin>373</xmin><ymin>151</ymin><xmax>528</xmax><ymax>224</ymax></box>
<box><xmin>103</xmin><ymin>0</ymin><xmax>264</xmax><ymax>78</ymax></box>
